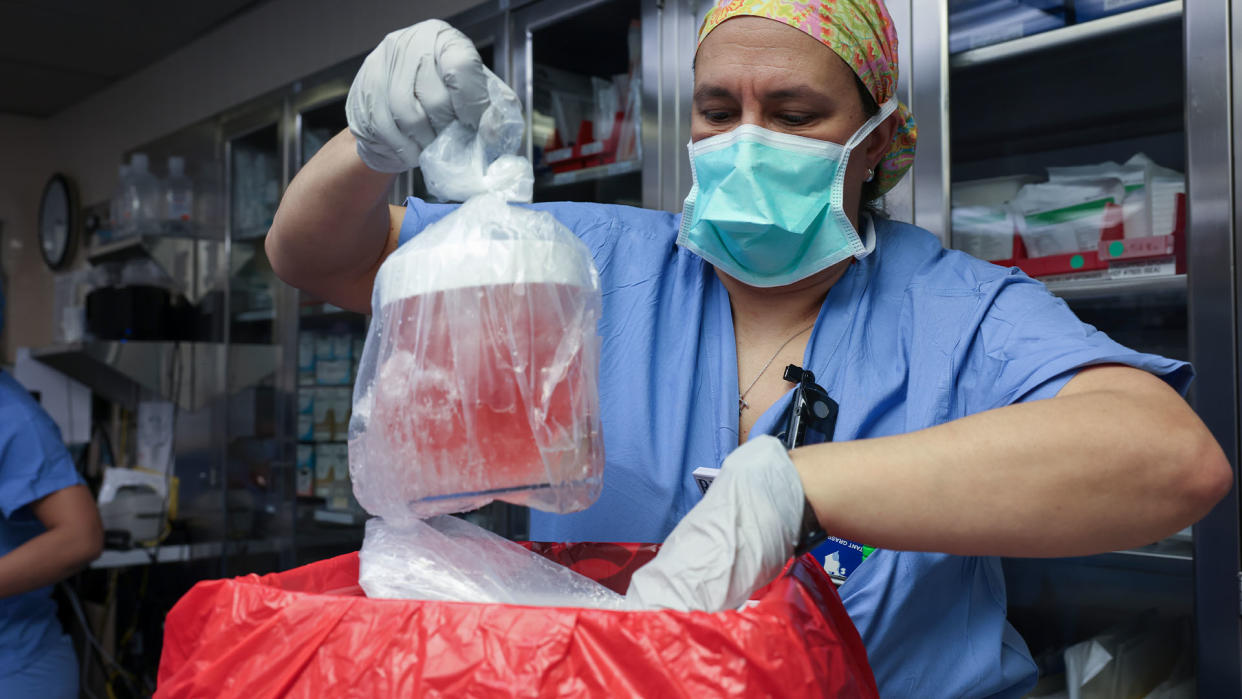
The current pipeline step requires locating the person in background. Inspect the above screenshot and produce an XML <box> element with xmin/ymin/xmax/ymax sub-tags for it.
<box><xmin>266</xmin><ymin>1</ymin><xmax>1232</xmax><ymax>695</ymax></box>
<box><xmin>0</xmin><ymin>288</ymin><xmax>103</xmax><ymax>698</ymax></box>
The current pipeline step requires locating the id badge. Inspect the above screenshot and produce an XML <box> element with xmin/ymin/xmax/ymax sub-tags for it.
<box><xmin>811</xmin><ymin>536</ymin><xmax>876</xmax><ymax>585</ymax></box>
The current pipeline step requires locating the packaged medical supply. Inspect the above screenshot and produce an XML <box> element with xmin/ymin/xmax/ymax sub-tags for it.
<box><xmin>1044</xmin><ymin>153</ymin><xmax>1184</xmax><ymax>241</ymax></box>
<box><xmin>1009</xmin><ymin>178</ymin><xmax>1126</xmax><ymax>258</ymax></box>
<box><xmin>1047</xmin><ymin>157</ymin><xmax>1149</xmax><ymax>238</ymax></box>
<box><xmin>296</xmin><ymin>445</ymin><xmax>314</xmax><ymax>497</ymax></box>
<box><xmin>1074</xmin><ymin>0</ymin><xmax>1165</xmax><ymax>22</ymax></box>
<box><xmin>952</xmin><ymin>205</ymin><xmax>1017</xmax><ymax>261</ymax></box>
<box><xmin>952</xmin><ymin>174</ymin><xmax>1043</xmax><ymax>208</ymax></box>
<box><xmin>349</xmin><ymin>75</ymin><xmax>604</xmax><ymax>522</ymax></box>
<box><xmin>314</xmin><ymin>444</ymin><xmax>347</xmax><ymax>498</ymax></box>
<box><xmin>948</xmin><ymin>0</ymin><xmax>1067</xmax><ymax>54</ymax></box>
<box><xmin>297</xmin><ymin>332</ymin><xmax>316</xmax><ymax>385</ymax></box>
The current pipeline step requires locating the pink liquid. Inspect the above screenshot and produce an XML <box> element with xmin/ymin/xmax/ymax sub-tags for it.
<box><xmin>367</xmin><ymin>282</ymin><xmax>602</xmax><ymax>508</ymax></box>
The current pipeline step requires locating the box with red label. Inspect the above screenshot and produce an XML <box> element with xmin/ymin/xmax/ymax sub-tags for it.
<box><xmin>964</xmin><ymin>194</ymin><xmax>1186</xmax><ymax>280</ymax></box>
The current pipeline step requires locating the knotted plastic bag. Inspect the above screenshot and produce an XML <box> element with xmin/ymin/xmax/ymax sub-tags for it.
<box><xmin>349</xmin><ymin>74</ymin><xmax>605</xmax><ymax>524</ymax></box>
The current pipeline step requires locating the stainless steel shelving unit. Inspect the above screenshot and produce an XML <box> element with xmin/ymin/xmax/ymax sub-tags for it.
<box><xmin>1044</xmin><ymin>273</ymin><xmax>1187</xmax><ymax>300</ymax></box>
<box><xmin>540</xmin><ymin>159</ymin><xmax>643</xmax><ymax>187</ymax></box>
<box><xmin>901</xmin><ymin>0</ymin><xmax>1242</xmax><ymax>693</ymax></box>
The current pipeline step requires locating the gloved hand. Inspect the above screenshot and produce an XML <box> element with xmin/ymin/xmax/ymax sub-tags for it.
<box><xmin>346</xmin><ymin>20</ymin><xmax>509</xmax><ymax>173</ymax></box>
<box><xmin>625</xmin><ymin>435</ymin><xmax>808</xmax><ymax>612</ymax></box>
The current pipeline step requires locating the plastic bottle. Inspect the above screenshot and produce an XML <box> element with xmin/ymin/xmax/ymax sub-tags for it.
<box><xmin>163</xmin><ymin>156</ymin><xmax>194</xmax><ymax>235</ymax></box>
<box><xmin>124</xmin><ymin>153</ymin><xmax>161</xmax><ymax>236</ymax></box>
<box><xmin>110</xmin><ymin>164</ymin><xmax>132</xmax><ymax>238</ymax></box>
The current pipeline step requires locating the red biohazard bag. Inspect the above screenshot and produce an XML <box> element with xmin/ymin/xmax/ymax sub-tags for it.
<box><xmin>155</xmin><ymin>543</ymin><xmax>877</xmax><ymax>698</ymax></box>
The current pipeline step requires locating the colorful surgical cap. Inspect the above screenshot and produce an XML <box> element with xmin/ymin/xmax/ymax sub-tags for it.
<box><xmin>697</xmin><ymin>0</ymin><xmax>918</xmax><ymax>197</ymax></box>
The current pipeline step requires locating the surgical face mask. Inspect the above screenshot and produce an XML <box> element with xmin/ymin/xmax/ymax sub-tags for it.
<box><xmin>677</xmin><ymin>99</ymin><xmax>898</xmax><ymax>288</ymax></box>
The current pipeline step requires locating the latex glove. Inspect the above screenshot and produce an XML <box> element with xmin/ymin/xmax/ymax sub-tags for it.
<box><xmin>625</xmin><ymin>436</ymin><xmax>807</xmax><ymax>612</ymax></box>
<box><xmin>346</xmin><ymin>20</ymin><xmax>507</xmax><ymax>173</ymax></box>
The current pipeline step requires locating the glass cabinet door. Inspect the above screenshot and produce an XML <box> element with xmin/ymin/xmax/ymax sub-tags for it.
<box><xmin>223</xmin><ymin>110</ymin><xmax>293</xmax><ymax>571</ymax></box>
<box><xmin>283</xmin><ymin>84</ymin><xmax>373</xmax><ymax>564</ymax></box>
<box><xmin>944</xmin><ymin>1</ymin><xmax>1196</xmax><ymax>689</ymax></box>
<box><xmin>513</xmin><ymin>0</ymin><xmax>644</xmax><ymax>206</ymax></box>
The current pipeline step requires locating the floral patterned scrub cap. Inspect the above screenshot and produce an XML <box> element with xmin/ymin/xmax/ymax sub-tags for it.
<box><xmin>698</xmin><ymin>0</ymin><xmax>918</xmax><ymax>197</ymax></box>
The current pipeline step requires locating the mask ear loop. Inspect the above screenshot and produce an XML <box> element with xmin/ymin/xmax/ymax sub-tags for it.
<box><xmin>678</xmin><ymin>140</ymin><xmax>703</xmax><ymax>238</ymax></box>
<box><xmin>827</xmin><ymin>98</ymin><xmax>900</xmax><ymax>258</ymax></box>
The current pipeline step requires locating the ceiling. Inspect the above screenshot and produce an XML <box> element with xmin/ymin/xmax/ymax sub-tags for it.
<box><xmin>0</xmin><ymin>0</ymin><xmax>267</xmax><ymax>118</ymax></box>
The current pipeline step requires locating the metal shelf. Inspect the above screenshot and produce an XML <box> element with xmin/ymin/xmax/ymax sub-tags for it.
<box><xmin>1043</xmin><ymin>273</ymin><xmax>1187</xmax><ymax>301</ymax></box>
<box><xmin>87</xmin><ymin>234</ymin><xmax>247</xmax><ymax>304</ymax></box>
<box><xmin>32</xmin><ymin>341</ymin><xmax>278</xmax><ymax>411</ymax></box>
<box><xmin>235</xmin><ymin>308</ymin><xmax>276</xmax><ymax>322</ymax></box>
<box><xmin>951</xmin><ymin>1</ymin><xmax>1182</xmax><ymax>69</ymax></box>
<box><xmin>1005</xmin><ymin>538</ymin><xmax>1194</xmax><ymax>582</ymax></box>
<box><xmin>299</xmin><ymin>302</ymin><xmax>354</xmax><ymax>318</ymax></box>
<box><xmin>92</xmin><ymin>537</ymin><xmax>294</xmax><ymax>569</ymax></box>
<box><xmin>537</xmin><ymin>159</ymin><xmax>642</xmax><ymax>188</ymax></box>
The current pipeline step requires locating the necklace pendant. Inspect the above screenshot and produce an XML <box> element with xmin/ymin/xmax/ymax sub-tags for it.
<box><xmin>739</xmin><ymin>396</ymin><xmax>749</xmax><ymax>411</ymax></box>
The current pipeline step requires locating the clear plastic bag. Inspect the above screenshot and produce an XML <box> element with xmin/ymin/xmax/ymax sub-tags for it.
<box><xmin>419</xmin><ymin>75</ymin><xmax>531</xmax><ymax>203</ymax></box>
<box><xmin>359</xmin><ymin>516</ymin><xmax>624</xmax><ymax>608</ymax></box>
<box><xmin>349</xmin><ymin>74</ymin><xmax>605</xmax><ymax>523</ymax></box>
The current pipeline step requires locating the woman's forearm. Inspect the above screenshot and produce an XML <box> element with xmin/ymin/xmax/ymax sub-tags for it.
<box><xmin>267</xmin><ymin>128</ymin><xmax>399</xmax><ymax>313</ymax></box>
<box><xmin>0</xmin><ymin>526</ymin><xmax>100</xmax><ymax>598</ymax></box>
<box><xmin>792</xmin><ymin>365</ymin><xmax>1232</xmax><ymax>558</ymax></box>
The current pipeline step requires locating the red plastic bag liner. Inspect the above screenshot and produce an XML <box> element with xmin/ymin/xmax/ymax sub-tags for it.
<box><xmin>156</xmin><ymin>543</ymin><xmax>877</xmax><ymax>698</ymax></box>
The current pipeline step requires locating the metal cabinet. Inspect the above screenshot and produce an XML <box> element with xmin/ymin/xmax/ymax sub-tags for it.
<box><xmin>57</xmin><ymin>1</ymin><xmax>1241</xmax><ymax>690</ymax></box>
<box><xmin>898</xmin><ymin>0</ymin><xmax>1241</xmax><ymax>694</ymax></box>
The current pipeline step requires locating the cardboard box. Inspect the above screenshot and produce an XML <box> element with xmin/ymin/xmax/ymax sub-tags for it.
<box><xmin>298</xmin><ymin>332</ymin><xmax>316</xmax><ymax>385</ymax></box>
<box><xmin>314</xmin><ymin>444</ymin><xmax>348</xmax><ymax>498</ymax></box>
<box><xmin>296</xmin><ymin>445</ymin><xmax>315</xmax><ymax>497</ymax></box>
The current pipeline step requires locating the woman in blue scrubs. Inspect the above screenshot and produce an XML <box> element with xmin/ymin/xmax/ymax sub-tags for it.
<box><xmin>0</xmin><ymin>292</ymin><xmax>103</xmax><ymax>697</ymax></box>
<box><xmin>265</xmin><ymin>2</ymin><xmax>1232</xmax><ymax>695</ymax></box>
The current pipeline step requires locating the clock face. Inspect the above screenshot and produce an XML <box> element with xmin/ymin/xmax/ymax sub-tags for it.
<box><xmin>39</xmin><ymin>174</ymin><xmax>74</xmax><ymax>269</ymax></box>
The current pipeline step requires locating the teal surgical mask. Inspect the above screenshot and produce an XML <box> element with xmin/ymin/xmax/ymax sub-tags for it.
<box><xmin>677</xmin><ymin>99</ymin><xmax>898</xmax><ymax>288</ymax></box>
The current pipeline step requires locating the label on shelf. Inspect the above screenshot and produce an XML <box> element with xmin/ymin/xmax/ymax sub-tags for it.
<box><xmin>1108</xmin><ymin>256</ymin><xmax>1175</xmax><ymax>279</ymax></box>
<box><xmin>546</xmin><ymin>147</ymin><xmax>574</xmax><ymax>163</ymax></box>
<box><xmin>313</xmin><ymin>509</ymin><xmax>358</xmax><ymax>526</ymax></box>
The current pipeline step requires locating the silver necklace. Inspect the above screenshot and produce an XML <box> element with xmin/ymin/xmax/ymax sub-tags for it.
<box><xmin>739</xmin><ymin>323</ymin><xmax>816</xmax><ymax>411</ymax></box>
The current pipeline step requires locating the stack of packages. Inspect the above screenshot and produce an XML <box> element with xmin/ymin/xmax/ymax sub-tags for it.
<box><xmin>154</xmin><ymin>78</ymin><xmax>876</xmax><ymax>698</ymax></box>
<box><xmin>953</xmin><ymin>154</ymin><xmax>1185</xmax><ymax>279</ymax></box>
<box><xmin>948</xmin><ymin>0</ymin><xmax>1069</xmax><ymax>54</ymax></box>
<box><xmin>948</xmin><ymin>0</ymin><xmax>1169</xmax><ymax>55</ymax></box>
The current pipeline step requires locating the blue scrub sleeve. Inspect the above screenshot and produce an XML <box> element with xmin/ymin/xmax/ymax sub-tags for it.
<box><xmin>397</xmin><ymin>197</ymin><xmax>457</xmax><ymax>244</ymax></box>
<box><xmin>970</xmin><ymin>275</ymin><xmax>1191</xmax><ymax>410</ymax></box>
<box><xmin>0</xmin><ymin>403</ymin><xmax>83</xmax><ymax>520</ymax></box>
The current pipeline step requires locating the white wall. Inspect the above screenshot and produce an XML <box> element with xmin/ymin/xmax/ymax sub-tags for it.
<box><xmin>0</xmin><ymin>0</ymin><xmax>488</xmax><ymax>361</ymax></box>
<box><xmin>0</xmin><ymin>115</ymin><xmax>52</xmax><ymax>363</ymax></box>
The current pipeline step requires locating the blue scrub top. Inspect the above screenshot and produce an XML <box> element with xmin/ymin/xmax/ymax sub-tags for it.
<box><xmin>398</xmin><ymin>198</ymin><xmax>1188</xmax><ymax>698</ymax></box>
<box><xmin>0</xmin><ymin>370</ymin><xmax>84</xmax><ymax>677</ymax></box>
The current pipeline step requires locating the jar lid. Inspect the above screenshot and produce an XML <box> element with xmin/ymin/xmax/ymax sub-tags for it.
<box><xmin>375</xmin><ymin>237</ymin><xmax>593</xmax><ymax>308</ymax></box>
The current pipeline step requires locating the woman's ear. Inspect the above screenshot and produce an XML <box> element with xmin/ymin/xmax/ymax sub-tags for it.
<box><xmin>863</xmin><ymin>113</ymin><xmax>899</xmax><ymax>171</ymax></box>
